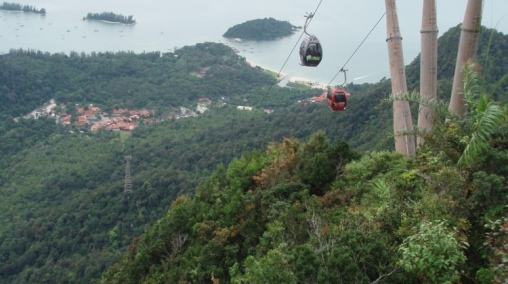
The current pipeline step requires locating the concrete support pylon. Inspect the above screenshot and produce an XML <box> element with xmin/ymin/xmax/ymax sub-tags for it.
<box><xmin>417</xmin><ymin>0</ymin><xmax>438</xmax><ymax>146</ymax></box>
<box><xmin>449</xmin><ymin>0</ymin><xmax>483</xmax><ymax>116</ymax></box>
<box><xmin>385</xmin><ymin>0</ymin><xmax>415</xmax><ymax>157</ymax></box>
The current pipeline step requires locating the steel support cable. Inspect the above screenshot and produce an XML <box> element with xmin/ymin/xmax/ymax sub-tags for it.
<box><xmin>327</xmin><ymin>12</ymin><xmax>386</xmax><ymax>87</ymax></box>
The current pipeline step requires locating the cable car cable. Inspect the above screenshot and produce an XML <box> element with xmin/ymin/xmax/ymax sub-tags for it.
<box><xmin>327</xmin><ymin>12</ymin><xmax>386</xmax><ymax>87</ymax></box>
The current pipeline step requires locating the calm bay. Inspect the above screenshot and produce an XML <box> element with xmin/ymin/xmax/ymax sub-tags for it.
<box><xmin>1</xmin><ymin>0</ymin><xmax>507</xmax><ymax>84</ymax></box>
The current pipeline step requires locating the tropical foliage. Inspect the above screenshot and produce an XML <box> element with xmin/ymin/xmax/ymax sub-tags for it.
<box><xmin>101</xmin><ymin>112</ymin><xmax>508</xmax><ymax>283</ymax></box>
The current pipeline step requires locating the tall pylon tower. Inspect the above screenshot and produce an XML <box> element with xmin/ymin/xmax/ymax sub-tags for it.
<box><xmin>449</xmin><ymin>0</ymin><xmax>484</xmax><ymax>116</ymax></box>
<box><xmin>385</xmin><ymin>0</ymin><xmax>415</xmax><ymax>157</ymax></box>
<box><xmin>417</xmin><ymin>0</ymin><xmax>438</xmax><ymax>146</ymax></box>
<box><xmin>124</xmin><ymin>155</ymin><xmax>132</xmax><ymax>193</ymax></box>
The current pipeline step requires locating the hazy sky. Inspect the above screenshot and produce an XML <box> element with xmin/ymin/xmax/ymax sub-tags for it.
<box><xmin>305</xmin><ymin>0</ymin><xmax>508</xmax><ymax>56</ymax></box>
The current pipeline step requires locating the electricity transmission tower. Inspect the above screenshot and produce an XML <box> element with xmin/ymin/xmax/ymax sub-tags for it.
<box><xmin>124</xmin><ymin>155</ymin><xmax>132</xmax><ymax>192</ymax></box>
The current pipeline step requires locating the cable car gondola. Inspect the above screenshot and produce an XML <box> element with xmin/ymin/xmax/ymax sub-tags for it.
<box><xmin>300</xmin><ymin>36</ymin><xmax>323</xmax><ymax>67</ymax></box>
<box><xmin>299</xmin><ymin>13</ymin><xmax>322</xmax><ymax>67</ymax></box>
<box><xmin>326</xmin><ymin>86</ymin><xmax>350</xmax><ymax>112</ymax></box>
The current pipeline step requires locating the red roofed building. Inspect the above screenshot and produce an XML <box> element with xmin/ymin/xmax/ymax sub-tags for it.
<box><xmin>76</xmin><ymin>115</ymin><xmax>88</xmax><ymax>126</ymax></box>
<box><xmin>198</xmin><ymin>98</ymin><xmax>212</xmax><ymax>104</ymax></box>
<box><xmin>112</xmin><ymin>108</ymin><xmax>128</xmax><ymax>117</ymax></box>
<box><xmin>139</xmin><ymin>110</ymin><xmax>150</xmax><ymax>117</ymax></box>
<box><xmin>310</xmin><ymin>93</ymin><xmax>327</xmax><ymax>103</ymax></box>
<box><xmin>61</xmin><ymin>115</ymin><xmax>71</xmax><ymax>125</ymax></box>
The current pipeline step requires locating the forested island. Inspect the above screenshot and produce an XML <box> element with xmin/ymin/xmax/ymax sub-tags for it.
<box><xmin>83</xmin><ymin>12</ymin><xmax>136</xmax><ymax>24</ymax></box>
<box><xmin>0</xmin><ymin>26</ymin><xmax>507</xmax><ymax>283</ymax></box>
<box><xmin>0</xmin><ymin>2</ymin><xmax>45</xmax><ymax>14</ymax></box>
<box><xmin>223</xmin><ymin>17</ymin><xmax>299</xmax><ymax>40</ymax></box>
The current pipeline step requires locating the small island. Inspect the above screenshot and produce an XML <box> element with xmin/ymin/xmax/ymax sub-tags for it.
<box><xmin>0</xmin><ymin>2</ymin><xmax>46</xmax><ymax>14</ymax></box>
<box><xmin>223</xmin><ymin>17</ymin><xmax>299</xmax><ymax>41</ymax></box>
<box><xmin>83</xmin><ymin>12</ymin><xmax>136</xmax><ymax>25</ymax></box>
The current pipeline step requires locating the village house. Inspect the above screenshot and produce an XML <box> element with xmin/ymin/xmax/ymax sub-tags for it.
<box><xmin>310</xmin><ymin>93</ymin><xmax>327</xmax><ymax>103</ymax></box>
<box><xmin>112</xmin><ymin>108</ymin><xmax>128</xmax><ymax>117</ymax></box>
<box><xmin>76</xmin><ymin>115</ymin><xmax>88</xmax><ymax>125</ymax></box>
<box><xmin>139</xmin><ymin>110</ymin><xmax>151</xmax><ymax>117</ymax></box>
<box><xmin>198</xmin><ymin>98</ymin><xmax>212</xmax><ymax>104</ymax></box>
<box><xmin>60</xmin><ymin>114</ymin><xmax>71</xmax><ymax>125</ymax></box>
<box><xmin>237</xmin><ymin>106</ymin><xmax>253</xmax><ymax>111</ymax></box>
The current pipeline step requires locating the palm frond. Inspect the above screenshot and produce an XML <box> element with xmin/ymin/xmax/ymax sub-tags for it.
<box><xmin>458</xmin><ymin>102</ymin><xmax>507</xmax><ymax>167</ymax></box>
<box><xmin>462</xmin><ymin>61</ymin><xmax>480</xmax><ymax>110</ymax></box>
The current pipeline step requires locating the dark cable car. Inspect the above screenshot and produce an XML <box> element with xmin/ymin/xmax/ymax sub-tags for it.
<box><xmin>299</xmin><ymin>13</ymin><xmax>322</xmax><ymax>67</ymax></box>
<box><xmin>300</xmin><ymin>36</ymin><xmax>323</xmax><ymax>67</ymax></box>
<box><xmin>326</xmin><ymin>86</ymin><xmax>350</xmax><ymax>112</ymax></box>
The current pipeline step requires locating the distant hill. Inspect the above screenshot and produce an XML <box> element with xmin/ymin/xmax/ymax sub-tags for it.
<box><xmin>84</xmin><ymin>12</ymin><xmax>135</xmax><ymax>24</ymax></box>
<box><xmin>223</xmin><ymin>17</ymin><xmax>299</xmax><ymax>40</ymax></box>
<box><xmin>405</xmin><ymin>24</ymin><xmax>508</xmax><ymax>103</ymax></box>
<box><xmin>0</xmin><ymin>2</ymin><xmax>46</xmax><ymax>15</ymax></box>
<box><xmin>0</xmin><ymin>2</ymin><xmax>45</xmax><ymax>14</ymax></box>
<box><xmin>0</xmin><ymin>43</ymin><xmax>275</xmax><ymax>120</ymax></box>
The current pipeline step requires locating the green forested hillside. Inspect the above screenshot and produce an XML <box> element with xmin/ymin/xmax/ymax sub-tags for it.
<box><xmin>0</xmin><ymin>25</ymin><xmax>507</xmax><ymax>283</ymax></box>
<box><xmin>0</xmin><ymin>42</ymin><xmax>275</xmax><ymax>119</ymax></box>
<box><xmin>405</xmin><ymin>25</ymin><xmax>508</xmax><ymax>103</ymax></box>
<box><xmin>101</xmin><ymin>118</ymin><xmax>508</xmax><ymax>283</ymax></box>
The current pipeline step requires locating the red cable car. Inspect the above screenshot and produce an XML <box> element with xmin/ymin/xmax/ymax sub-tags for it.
<box><xmin>326</xmin><ymin>87</ymin><xmax>350</xmax><ymax>112</ymax></box>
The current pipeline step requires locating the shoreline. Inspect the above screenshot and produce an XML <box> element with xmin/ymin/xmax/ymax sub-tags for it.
<box><xmin>83</xmin><ymin>19</ymin><xmax>136</xmax><ymax>26</ymax></box>
<box><xmin>288</xmin><ymin>77</ymin><xmax>327</xmax><ymax>89</ymax></box>
<box><xmin>245</xmin><ymin>60</ymin><xmax>287</xmax><ymax>80</ymax></box>
<box><xmin>245</xmin><ymin>60</ymin><xmax>327</xmax><ymax>89</ymax></box>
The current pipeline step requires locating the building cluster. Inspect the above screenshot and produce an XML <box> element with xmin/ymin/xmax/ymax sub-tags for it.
<box><xmin>56</xmin><ymin>106</ymin><xmax>153</xmax><ymax>132</ymax></box>
<box><xmin>309</xmin><ymin>92</ymin><xmax>327</xmax><ymax>103</ymax></box>
<box><xmin>20</xmin><ymin>97</ymin><xmax>279</xmax><ymax>132</ymax></box>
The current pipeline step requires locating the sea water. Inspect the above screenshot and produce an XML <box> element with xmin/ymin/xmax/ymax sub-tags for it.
<box><xmin>0</xmin><ymin>0</ymin><xmax>506</xmax><ymax>84</ymax></box>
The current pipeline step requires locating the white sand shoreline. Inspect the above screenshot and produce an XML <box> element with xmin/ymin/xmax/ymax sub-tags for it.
<box><xmin>245</xmin><ymin>60</ymin><xmax>328</xmax><ymax>89</ymax></box>
<box><xmin>245</xmin><ymin>60</ymin><xmax>286</xmax><ymax>79</ymax></box>
<box><xmin>288</xmin><ymin>77</ymin><xmax>328</xmax><ymax>89</ymax></box>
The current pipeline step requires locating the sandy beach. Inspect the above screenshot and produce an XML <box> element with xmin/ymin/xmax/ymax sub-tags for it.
<box><xmin>246</xmin><ymin>60</ymin><xmax>328</xmax><ymax>89</ymax></box>
<box><xmin>287</xmin><ymin>77</ymin><xmax>328</xmax><ymax>89</ymax></box>
<box><xmin>245</xmin><ymin>60</ymin><xmax>287</xmax><ymax>80</ymax></box>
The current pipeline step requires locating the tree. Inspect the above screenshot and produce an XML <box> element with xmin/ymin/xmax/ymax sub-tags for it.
<box><xmin>457</xmin><ymin>62</ymin><xmax>507</xmax><ymax>167</ymax></box>
<box><xmin>399</xmin><ymin>221</ymin><xmax>467</xmax><ymax>283</ymax></box>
